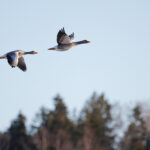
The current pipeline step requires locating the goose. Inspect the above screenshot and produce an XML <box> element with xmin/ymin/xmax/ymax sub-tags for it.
<box><xmin>0</xmin><ymin>50</ymin><xmax>38</xmax><ymax>71</ymax></box>
<box><xmin>48</xmin><ymin>28</ymin><xmax>90</xmax><ymax>51</ymax></box>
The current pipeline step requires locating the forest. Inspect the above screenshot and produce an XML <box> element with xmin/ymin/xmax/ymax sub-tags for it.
<box><xmin>0</xmin><ymin>93</ymin><xmax>150</xmax><ymax>150</ymax></box>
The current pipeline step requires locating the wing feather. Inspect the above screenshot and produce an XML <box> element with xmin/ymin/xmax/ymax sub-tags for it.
<box><xmin>6</xmin><ymin>52</ymin><xmax>18</xmax><ymax>66</ymax></box>
<box><xmin>17</xmin><ymin>57</ymin><xmax>27</xmax><ymax>71</ymax></box>
<box><xmin>57</xmin><ymin>28</ymin><xmax>71</xmax><ymax>44</ymax></box>
<box><xmin>69</xmin><ymin>32</ymin><xmax>74</xmax><ymax>41</ymax></box>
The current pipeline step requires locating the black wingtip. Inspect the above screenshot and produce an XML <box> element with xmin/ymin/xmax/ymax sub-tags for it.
<box><xmin>23</xmin><ymin>69</ymin><xmax>27</xmax><ymax>72</ymax></box>
<box><xmin>20</xmin><ymin>68</ymin><xmax>27</xmax><ymax>72</ymax></box>
<box><xmin>61</xmin><ymin>27</ymin><xmax>65</xmax><ymax>33</ymax></box>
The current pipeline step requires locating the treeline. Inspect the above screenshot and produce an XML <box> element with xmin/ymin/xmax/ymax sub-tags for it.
<box><xmin>0</xmin><ymin>93</ymin><xmax>150</xmax><ymax>150</ymax></box>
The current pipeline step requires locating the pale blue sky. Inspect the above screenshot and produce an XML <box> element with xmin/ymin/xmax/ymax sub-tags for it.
<box><xmin>0</xmin><ymin>0</ymin><xmax>150</xmax><ymax>130</ymax></box>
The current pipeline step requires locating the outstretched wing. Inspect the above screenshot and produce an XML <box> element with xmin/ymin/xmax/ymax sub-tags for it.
<box><xmin>69</xmin><ymin>32</ymin><xmax>74</xmax><ymax>41</ymax></box>
<box><xmin>6</xmin><ymin>52</ymin><xmax>17</xmax><ymax>66</ymax></box>
<box><xmin>57</xmin><ymin>28</ymin><xmax>72</xmax><ymax>44</ymax></box>
<box><xmin>17</xmin><ymin>56</ymin><xmax>27</xmax><ymax>72</ymax></box>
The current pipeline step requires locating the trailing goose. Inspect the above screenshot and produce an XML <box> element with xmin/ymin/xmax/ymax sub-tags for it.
<box><xmin>0</xmin><ymin>50</ymin><xmax>38</xmax><ymax>71</ymax></box>
<box><xmin>48</xmin><ymin>28</ymin><xmax>90</xmax><ymax>51</ymax></box>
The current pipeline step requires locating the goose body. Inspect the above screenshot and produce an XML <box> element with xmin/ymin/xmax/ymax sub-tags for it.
<box><xmin>0</xmin><ymin>50</ymin><xmax>38</xmax><ymax>71</ymax></box>
<box><xmin>48</xmin><ymin>28</ymin><xmax>90</xmax><ymax>51</ymax></box>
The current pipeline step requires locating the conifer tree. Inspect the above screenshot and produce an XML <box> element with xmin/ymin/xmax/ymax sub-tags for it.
<box><xmin>77</xmin><ymin>93</ymin><xmax>114</xmax><ymax>150</ymax></box>
<box><xmin>35</xmin><ymin>95</ymin><xmax>73</xmax><ymax>150</ymax></box>
<box><xmin>120</xmin><ymin>105</ymin><xmax>147</xmax><ymax>150</ymax></box>
<box><xmin>8</xmin><ymin>112</ymin><xmax>37</xmax><ymax>150</ymax></box>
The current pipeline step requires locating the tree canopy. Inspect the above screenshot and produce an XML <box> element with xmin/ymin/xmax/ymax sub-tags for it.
<box><xmin>0</xmin><ymin>93</ymin><xmax>150</xmax><ymax>150</ymax></box>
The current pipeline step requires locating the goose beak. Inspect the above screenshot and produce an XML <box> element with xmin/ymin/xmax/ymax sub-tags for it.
<box><xmin>34</xmin><ymin>51</ymin><xmax>38</xmax><ymax>54</ymax></box>
<box><xmin>86</xmin><ymin>40</ymin><xmax>90</xmax><ymax>43</ymax></box>
<box><xmin>48</xmin><ymin>48</ymin><xmax>55</xmax><ymax>50</ymax></box>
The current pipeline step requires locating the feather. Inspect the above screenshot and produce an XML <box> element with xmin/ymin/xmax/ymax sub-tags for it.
<box><xmin>57</xmin><ymin>28</ymin><xmax>71</xmax><ymax>44</ymax></box>
<box><xmin>17</xmin><ymin>57</ymin><xmax>27</xmax><ymax>71</ymax></box>
<box><xmin>6</xmin><ymin>52</ymin><xmax>17</xmax><ymax>66</ymax></box>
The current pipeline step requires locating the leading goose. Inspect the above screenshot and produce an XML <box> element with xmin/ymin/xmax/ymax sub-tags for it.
<box><xmin>0</xmin><ymin>50</ymin><xmax>38</xmax><ymax>71</ymax></box>
<box><xmin>48</xmin><ymin>28</ymin><xmax>90</xmax><ymax>51</ymax></box>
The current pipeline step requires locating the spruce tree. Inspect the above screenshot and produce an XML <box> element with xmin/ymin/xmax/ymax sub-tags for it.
<box><xmin>35</xmin><ymin>95</ymin><xmax>73</xmax><ymax>150</ymax></box>
<box><xmin>121</xmin><ymin>105</ymin><xmax>147</xmax><ymax>150</ymax></box>
<box><xmin>8</xmin><ymin>112</ymin><xmax>37</xmax><ymax>150</ymax></box>
<box><xmin>77</xmin><ymin>93</ymin><xmax>114</xmax><ymax>150</ymax></box>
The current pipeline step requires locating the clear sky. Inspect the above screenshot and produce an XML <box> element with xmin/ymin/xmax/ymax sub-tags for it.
<box><xmin>0</xmin><ymin>0</ymin><xmax>150</xmax><ymax>131</ymax></box>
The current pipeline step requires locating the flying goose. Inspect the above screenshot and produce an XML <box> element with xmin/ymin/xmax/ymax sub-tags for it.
<box><xmin>0</xmin><ymin>50</ymin><xmax>38</xmax><ymax>71</ymax></box>
<box><xmin>48</xmin><ymin>28</ymin><xmax>90</xmax><ymax>51</ymax></box>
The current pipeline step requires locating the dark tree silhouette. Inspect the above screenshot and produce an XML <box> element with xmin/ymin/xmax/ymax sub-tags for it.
<box><xmin>77</xmin><ymin>93</ymin><xmax>115</xmax><ymax>150</ymax></box>
<box><xmin>120</xmin><ymin>105</ymin><xmax>147</xmax><ymax>150</ymax></box>
<box><xmin>0</xmin><ymin>93</ymin><xmax>149</xmax><ymax>150</ymax></box>
<box><xmin>34</xmin><ymin>95</ymin><xmax>73</xmax><ymax>150</ymax></box>
<box><xmin>8</xmin><ymin>112</ymin><xmax>37</xmax><ymax>150</ymax></box>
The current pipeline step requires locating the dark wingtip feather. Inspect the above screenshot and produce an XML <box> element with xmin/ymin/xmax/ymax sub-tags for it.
<box><xmin>23</xmin><ymin>69</ymin><xmax>27</xmax><ymax>72</ymax></box>
<box><xmin>17</xmin><ymin>57</ymin><xmax>27</xmax><ymax>72</ymax></box>
<box><xmin>60</xmin><ymin>27</ymin><xmax>65</xmax><ymax>33</ymax></box>
<box><xmin>19</xmin><ymin>66</ymin><xmax>27</xmax><ymax>72</ymax></box>
<box><xmin>57</xmin><ymin>27</ymin><xmax>67</xmax><ymax>44</ymax></box>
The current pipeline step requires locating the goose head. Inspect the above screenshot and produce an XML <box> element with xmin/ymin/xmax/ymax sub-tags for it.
<box><xmin>75</xmin><ymin>40</ymin><xmax>90</xmax><ymax>45</ymax></box>
<box><xmin>85</xmin><ymin>40</ymin><xmax>90</xmax><ymax>43</ymax></box>
<box><xmin>23</xmin><ymin>51</ymin><xmax>38</xmax><ymax>55</ymax></box>
<box><xmin>81</xmin><ymin>40</ymin><xmax>90</xmax><ymax>44</ymax></box>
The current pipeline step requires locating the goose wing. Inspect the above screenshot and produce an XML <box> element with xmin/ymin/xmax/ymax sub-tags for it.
<box><xmin>69</xmin><ymin>32</ymin><xmax>74</xmax><ymax>41</ymax></box>
<box><xmin>17</xmin><ymin>56</ymin><xmax>27</xmax><ymax>71</ymax></box>
<box><xmin>6</xmin><ymin>52</ymin><xmax>18</xmax><ymax>66</ymax></box>
<box><xmin>57</xmin><ymin>28</ymin><xmax>72</xmax><ymax>44</ymax></box>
